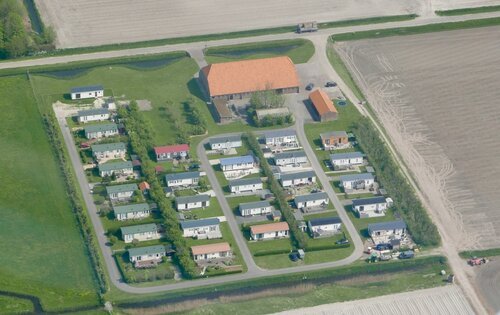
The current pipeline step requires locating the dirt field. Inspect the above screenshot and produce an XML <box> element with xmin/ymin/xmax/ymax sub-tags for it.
<box><xmin>277</xmin><ymin>285</ymin><xmax>474</xmax><ymax>315</ymax></box>
<box><xmin>35</xmin><ymin>0</ymin><xmax>423</xmax><ymax>49</ymax></box>
<box><xmin>433</xmin><ymin>0</ymin><xmax>500</xmax><ymax>11</ymax></box>
<box><xmin>335</xmin><ymin>25</ymin><xmax>500</xmax><ymax>313</ymax></box>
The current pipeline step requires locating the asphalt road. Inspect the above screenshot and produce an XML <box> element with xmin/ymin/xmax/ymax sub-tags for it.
<box><xmin>27</xmin><ymin>11</ymin><xmax>500</xmax><ymax>313</ymax></box>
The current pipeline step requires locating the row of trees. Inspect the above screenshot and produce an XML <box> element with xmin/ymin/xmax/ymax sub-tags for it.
<box><xmin>243</xmin><ymin>132</ymin><xmax>308</xmax><ymax>249</ymax></box>
<box><xmin>42</xmin><ymin>112</ymin><xmax>108</xmax><ymax>293</ymax></box>
<box><xmin>352</xmin><ymin>118</ymin><xmax>441</xmax><ymax>246</ymax></box>
<box><xmin>119</xmin><ymin>102</ymin><xmax>198</xmax><ymax>278</ymax></box>
<box><xmin>0</xmin><ymin>0</ymin><xmax>54</xmax><ymax>58</ymax></box>
<box><xmin>253</xmin><ymin>113</ymin><xmax>294</xmax><ymax>127</ymax></box>
<box><xmin>183</xmin><ymin>97</ymin><xmax>207</xmax><ymax>136</ymax></box>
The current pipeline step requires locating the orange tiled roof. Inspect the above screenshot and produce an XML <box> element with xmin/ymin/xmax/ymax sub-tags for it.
<box><xmin>202</xmin><ymin>56</ymin><xmax>300</xmax><ymax>97</ymax></box>
<box><xmin>191</xmin><ymin>242</ymin><xmax>231</xmax><ymax>255</ymax></box>
<box><xmin>250</xmin><ymin>222</ymin><xmax>289</xmax><ymax>234</ymax></box>
<box><xmin>309</xmin><ymin>89</ymin><xmax>337</xmax><ymax>116</ymax></box>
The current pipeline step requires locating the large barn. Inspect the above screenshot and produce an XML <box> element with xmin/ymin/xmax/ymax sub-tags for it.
<box><xmin>199</xmin><ymin>56</ymin><xmax>300</xmax><ymax>100</ymax></box>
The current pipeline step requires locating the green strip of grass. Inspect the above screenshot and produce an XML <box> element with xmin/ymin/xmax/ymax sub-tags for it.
<box><xmin>459</xmin><ymin>248</ymin><xmax>500</xmax><ymax>259</ymax></box>
<box><xmin>435</xmin><ymin>5</ymin><xmax>500</xmax><ymax>16</ymax></box>
<box><xmin>0</xmin><ymin>295</ymin><xmax>34</xmax><ymax>314</ymax></box>
<box><xmin>319</xmin><ymin>14</ymin><xmax>417</xmax><ymax>28</ymax></box>
<box><xmin>204</xmin><ymin>39</ymin><xmax>315</xmax><ymax>64</ymax></box>
<box><xmin>331</xmin><ymin>17</ymin><xmax>500</xmax><ymax>42</ymax></box>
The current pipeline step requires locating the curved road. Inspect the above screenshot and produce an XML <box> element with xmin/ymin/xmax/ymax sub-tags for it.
<box><xmin>36</xmin><ymin>10</ymin><xmax>500</xmax><ymax>313</ymax></box>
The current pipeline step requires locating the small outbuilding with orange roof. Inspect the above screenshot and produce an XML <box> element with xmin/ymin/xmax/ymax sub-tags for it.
<box><xmin>309</xmin><ymin>89</ymin><xmax>338</xmax><ymax>122</ymax></box>
<box><xmin>199</xmin><ymin>56</ymin><xmax>300</xmax><ymax>100</ymax></box>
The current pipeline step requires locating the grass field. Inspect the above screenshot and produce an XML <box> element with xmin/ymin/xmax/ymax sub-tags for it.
<box><xmin>204</xmin><ymin>39</ymin><xmax>315</xmax><ymax>64</ymax></box>
<box><xmin>0</xmin><ymin>295</ymin><xmax>34</xmax><ymax>314</ymax></box>
<box><xmin>0</xmin><ymin>76</ymin><xmax>99</xmax><ymax>311</ymax></box>
<box><xmin>435</xmin><ymin>5</ymin><xmax>500</xmax><ymax>16</ymax></box>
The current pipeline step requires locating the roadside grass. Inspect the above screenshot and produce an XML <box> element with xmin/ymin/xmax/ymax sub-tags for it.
<box><xmin>0</xmin><ymin>76</ymin><xmax>99</xmax><ymax>311</ymax></box>
<box><xmin>331</xmin><ymin>17</ymin><xmax>500</xmax><ymax>42</ymax></box>
<box><xmin>459</xmin><ymin>248</ymin><xmax>500</xmax><ymax>259</ymax></box>
<box><xmin>204</xmin><ymin>39</ymin><xmax>315</xmax><ymax>64</ymax></box>
<box><xmin>303</xmin><ymin>210</ymin><xmax>338</xmax><ymax>220</ymax></box>
<box><xmin>207</xmin><ymin>145</ymin><xmax>250</xmax><ymax>160</ymax></box>
<box><xmin>0</xmin><ymin>295</ymin><xmax>34</xmax><ymax>314</ymax></box>
<box><xmin>184</xmin><ymin>222</ymin><xmax>248</xmax><ymax>273</ymax></box>
<box><xmin>435</xmin><ymin>5</ymin><xmax>500</xmax><ymax>16</ymax></box>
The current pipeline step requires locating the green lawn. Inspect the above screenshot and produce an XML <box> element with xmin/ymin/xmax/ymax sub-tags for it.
<box><xmin>204</xmin><ymin>39</ymin><xmax>315</xmax><ymax>64</ymax></box>
<box><xmin>0</xmin><ymin>76</ymin><xmax>99</xmax><ymax>311</ymax></box>
<box><xmin>0</xmin><ymin>295</ymin><xmax>34</xmax><ymax>314</ymax></box>
<box><xmin>184</xmin><ymin>223</ymin><xmax>247</xmax><ymax>272</ymax></box>
<box><xmin>183</xmin><ymin>197</ymin><xmax>224</xmax><ymax>219</ymax></box>
<box><xmin>114</xmin><ymin>252</ymin><xmax>176</xmax><ymax>285</ymax></box>
<box><xmin>435</xmin><ymin>5</ymin><xmax>500</xmax><ymax>16</ymax></box>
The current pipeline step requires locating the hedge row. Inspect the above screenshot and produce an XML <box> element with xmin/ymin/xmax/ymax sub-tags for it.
<box><xmin>352</xmin><ymin>118</ymin><xmax>440</xmax><ymax>246</ymax></box>
<box><xmin>42</xmin><ymin>112</ymin><xmax>107</xmax><ymax>293</ymax></box>
<box><xmin>253</xmin><ymin>248</ymin><xmax>292</xmax><ymax>257</ymax></box>
<box><xmin>118</xmin><ymin>103</ymin><xmax>198</xmax><ymax>278</ymax></box>
<box><xmin>304</xmin><ymin>242</ymin><xmax>350</xmax><ymax>252</ymax></box>
<box><xmin>243</xmin><ymin>132</ymin><xmax>308</xmax><ymax>249</ymax></box>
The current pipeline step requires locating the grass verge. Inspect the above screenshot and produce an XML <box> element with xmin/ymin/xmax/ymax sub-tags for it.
<box><xmin>459</xmin><ymin>248</ymin><xmax>500</xmax><ymax>259</ymax></box>
<box><xmin>204</xmin><ymin>39</ymin><xmax>315</xmax><ymax>64</ymax></box>
<box><xmin>435</xmin><ymin>5</ymin><xmax>500</xmax><ymax>16</ymax></box>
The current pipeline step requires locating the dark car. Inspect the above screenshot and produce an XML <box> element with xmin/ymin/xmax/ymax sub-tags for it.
<box><xmin>305</xmin><ymin>83</ymin><xmax>314</xmax><ymax>91</ymax></box>
<box><xmin>336</xmin><ymin>238</ymin><xmax>349</xmax><ymax>245</ymax></box>
<box><xmin>325</xmin><ymin>81</ymin><xmax>337</xmax><ymax>87</ymax></box>
<box><xmin>189</xmin><ymin>164</ymin><xmax>200</xmax><ymax>170</ymax></box>
<box><xmin>289</xmin><ymin>252</ymin><xmax>300</xmax><ymax>262</ymax></box>
<box><xmin>375</xmin><ymin>243</ymin><xmax>393</xmax><ymax>251</ymax></box>
<box><xmin>399</xmin><ymin>251</ymin><xmax>415</xmax><ymax>259</ymax></box>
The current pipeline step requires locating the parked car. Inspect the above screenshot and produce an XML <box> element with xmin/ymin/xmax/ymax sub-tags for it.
<box><xmin>189</xmin><ymin>163</ymin><xmax>200</xmax><ymax>170</ymax></box>
<box><xmin>325</xmin><ymin>81</ymin><xmax>337</xmax><ymax>87</ymax></box>
<box><xmin>375</xmin><ymin>243</ymin><xmax>393</xmax><ymax>251</ymax></box>
<box><xmin>305</xmin><ymin>83</ymin><xmax>314</xmax><ymax>91</ymax></box>
<box><xmin>289</xmin><ymin>252</ymin><xmax>300</xmax><ymax>262</ymax></box>
<box><xmin>399</xmin><ymin>251</ymin><xmax>415</xmax><ymax>259</ymax></box>
<box><xmin>336</xmin><ymin>238</ymin><xmax>349</xmax><ymax>245</ymax></box>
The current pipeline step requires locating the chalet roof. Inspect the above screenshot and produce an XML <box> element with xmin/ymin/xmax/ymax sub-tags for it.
<box><xmin>263</xmin><ymin>129</ymin><xmax>296</xmax><ymax>140</ymax></box>
<box><xmin>351</xmin><ymin>196</ymin><xmax>388</xmax><ymax>207</ymax></box>
<box><xmin>180</xmin><ymin>218</ymin><xmax>220</xmax><ymax>229</ymax></box>
<box><xmin>191</xmin><ymin>242</ymin><xmax>231</xmax><ymax>255</ymax></box>
<box><xmin>120</xmin><ymin>223</ymin><xmax>158</xmax><ymax>235</ymax></box>
<box><xmin>280</xmin><ymin>170</ymin><xmax>316</xmax><ymax>181</ymax></box>
<box><xmin>71</xmin><ymin>85</ymin><xmax>103</xmax><ymax>93</ymax></box>
<box><xmin>219</xmin><ymin>155</ymin><xmax>255</xmax><ymax>166</ymax></box>
<box><xmin>309</xmin><ymin>89</ymin><xmax>337</xmax><ymax>116</ymax></box>
<box><xmin>165</xmin><ymin>171</ymin><xmax>200</xmax><ymax>182</ymax></box>
<box><xmin>330</xmin><ymin>152</ymin><xmax>363</xmax><ymax>160</ymax></box>
<box><xmin>239</xmin><ymin>200</ymin><xmax>271</xmax><ymax>211</ymax></box>
<box><xmin>106</xmin><ymin>183</ymin><xmax>138</xmax><ymax>195</ymax></box>
<box><xmin>154</xmin><ymin>144</ymin><xmax>189</xmax><ymax>155</ymax></box>
<box><xmin>128</xmin><ymin>245</ymin><xmax>165</xmax><ymax>258</ymax></box>
<box><xmin>175</xmin><ymin>194</ymin><xmax>210</xmax><ymax>204</ymax></box>
<box><xmin>274</xmin><ymin>150</ymin><xmax>307</xmax><ymax>160</ymax></box>
<box><xmin>77</xmin><ymin>108</ymin><xmax>109</xmax><ymax>117</ymax></box>
<box><xmin>229</xmin><ymin>177</ymin><xmax>262</xmax><ymax>187</ymax></box>
<box><xmin>209</xmin><ymin>135</ymin><xmax>241</xmax><ymax>146</ymax></box>
<box><xmin>368</xmin><ymin>220</ymin><xmax>407</xmax><ymax>233</ymax></box>
<box><xmin>91</xmin><ymin>142</ymin><xmax>126</xmax><ymax>153</ymax></box>
<box><xmin>309</xmin><ymin>216</ymin><xmax>342</xmax><ymax>227</ymax></box>
<box><xmin>320</xmin><ymin>131</ymin><xmax>348</xmax><ymax>139</ymax></box>
<box><xmin>295</xmin><ymin>192</ymin><xmax>328</xmax><ymax>203</ymax></box>
<box><xmin>84</xmin><ymin>123</ymin><xmax>118</xmax><ymax>134</ymax></box>
<box><xmin>340</xmin><ymin>173</ymin><xmax>374</xmax><ymax>182</ymax></box>
<box><xmin>250</xmin><ymin>222</ymin><xmax>289</xmax><ymax>234</ymax></box>
<box><xmin>98</xmin><ymin>161</ymin><xmax>133</xmax><ymax>172</ymax></box>
<box><xmin>113</xmin><ymin>203</ymin><xmax>149</xmax><ymax>215</ymax></box>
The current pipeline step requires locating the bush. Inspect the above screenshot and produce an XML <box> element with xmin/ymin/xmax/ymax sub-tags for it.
<box><xmin>352</xmin><ymin>118</ymin><xmax>440</xmax><ymax>246</ymax></box>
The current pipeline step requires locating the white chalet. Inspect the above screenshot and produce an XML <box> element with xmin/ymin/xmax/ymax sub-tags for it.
<box><xmin>219</xmin><ymin>155</ymin><xmax>256</xmax><ymax>171</ymax></box>
<box><xmin>165</xmin><ymin>171</ymin><xmax>200</xmax><ymax>188</ymax></box>
<box><xmin>340</xmin><ymin>173</ymin><xmax>375</xmax><ymax>190</ymax></box>
<box><xmin>121</xmin><ymin>223</ymin><xmax>161</xmax><ymax>243</ymax></box>
<box><xmin>228</xmin><ymin>177</ymin><xmax>263</xmax><ymax>193</ymax></box>
<box><xmin>308</xmin><ymin>217</ymin><xmax>342</xmax><ymax>238</ymax></box>
<box><xmin>250</xmin><ymin>222</ymin><xmax>290</xmax><ymax>240</ymax></box>
<box><xmin>330</xmin><ymin>152</ymin><xmax>364</xmax><ymax>170</ymax></box>
<box><xmin>106</xmin><ymin>183</ymin><xmax>138</xmax><ymax>201</ymax></box>
<box><xmin>191</xmin><ymin>242</ymin><xmax>232</xmax><ymax>262</ymax></box>
<box><xmin>98</xmin><ymin>161</ymin><xmax>133</xmax><ymax>177</ymax></box>
<box><xmin>70</xmin><ymin>85</ymin><xmax>104</xmax><ymax>100</ymax></box>
<box><xmin>77</xmin><ymin>108</ymin><xmax>110</xmax><ymax>123</ymax></box>
<box><xmin>295</xmin><ymin>192</ymin><xmax>329</xmax><ymax>209</ymax></box>
<box><xmin>113</xmin><ymin>203</ymin><xmax>150</xmax><ymax>221</ymax></box>
<box><xmin>180</xmin><ymin>218</ymin><xmax>222</xmax><ymax>239</ymax></box>
<box><xmin>84</xmin><ymin>123</ymin><xmax>118</xmax><ymax>139</ymax></box>
<box><xmin>352</xmin><ymin>196</ymin><xmax>392</xmax><ymax>218</ymax></box>
<box><xmin>273</xmin><ymin>150</ymin><xmax>308</xmax><ymax>166</ymax></box>
<box><xmin>175</xmin><ymin>194</ymin><xmax>210</xmax><ymax>211</ymax></box>
<box><xmin>280</xmin><ymin>170</ymin><xmax>316</xmax><ymax>188</ymax></box>
<box><xmin>209</xmin><ymin>135</ymin><xmax>242</xmax><ymax>150</ymax></box>
<box><xmin>368</xmin><ymin>220</ymin><xmax>407</xmax><ymax>245</ymax></box>
<box><xmin>239</xmin><ymin>200</ymin><xmax>272</xmax><ymax>217</ymax></box>
<box><xmin>128</xmin><ymin>245</ymin><xmax>166</xmax><ymax>267</ymax></box>
<box><xmin>91</xmin><ymin>142</ymin><xmax>127</xmax><ymax>162</ymax></box>
<box><xmin>263</xmin><ymin>130</ymin><xmax>297</xmax><ymax>146</ymax></box>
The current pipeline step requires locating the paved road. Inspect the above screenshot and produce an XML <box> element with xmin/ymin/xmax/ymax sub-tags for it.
<box><xmin>33</xmin><ymin>12</ymin><xmax>500</xmax><ymax>312</ymax></box>
<box><xmin>196</xmin><ymin>138</ymin><xmax>260</xmax><ymax>274</ymax></box>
